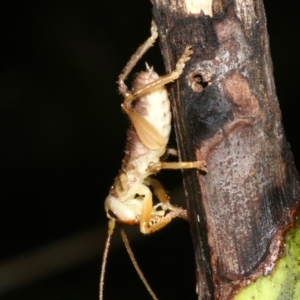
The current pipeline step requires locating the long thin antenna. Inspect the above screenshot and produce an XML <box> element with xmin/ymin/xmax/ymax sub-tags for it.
<box><xmin>99</xmin><ymin>220</ymin><xmax>115</xmax><ymax>300</ymax></box>
<box><xmin>99</xmin><ymin>235</ymin><xmax>111</xmax><ymax>300</ymax></box>
<box><xmin>120</xmin><ymin>228</ymin><xmax>159</xmax><ymax>300</ymax></box>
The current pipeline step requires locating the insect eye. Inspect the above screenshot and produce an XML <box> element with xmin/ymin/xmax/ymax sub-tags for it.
<box><xmin>107</xmin><ymin>209</ymin><xmax>118</xmax><ymax>220</ymax></box>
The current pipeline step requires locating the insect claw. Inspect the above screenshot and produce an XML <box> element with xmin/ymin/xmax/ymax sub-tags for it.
<box><xmin>195</xmin><ymin>161</ymin><xmax>207</xmax><ymax>173</ymax></box>
<box><xmin>150</xmin><ymin>20</ymin><xmax>158</xmax><ymax>41</ymax></box>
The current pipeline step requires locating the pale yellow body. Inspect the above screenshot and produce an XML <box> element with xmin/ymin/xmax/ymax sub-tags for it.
<box><xmin>104</xmin><ymin>22</ymin><xmax>206</xmax><ymax>235</ymax></box>
<box><xmin>105</xmin><ymin>69</ymin><xmax>175</xmax><ymax>233</ymax></box>
<box><xmin>99</xmin><ymin>21</ymin><xmax>206</xmax><ymax>300</ymax></box>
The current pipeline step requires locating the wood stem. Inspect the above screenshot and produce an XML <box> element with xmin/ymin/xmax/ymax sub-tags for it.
<box><xmin>150</xmin><ymin>0</ymin><xmax>300</xmax><ymax>299</ymax></box>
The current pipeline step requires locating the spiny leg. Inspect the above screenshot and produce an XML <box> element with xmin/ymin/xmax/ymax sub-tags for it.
<box><xmin>118</xmin><ymin>20</ymin><xmax>158</xmax><ymax>97</ymax></box>
<box><xmin>123</xmin><ymin>45</ymin><xmax>193</xmax><ymax>106</ymax></box>
<box><xmin>137</xmin><ymin>183</ymin><xmax>176</xmax><ymax>234</ymax></box>
<box><xmin>144</xmin><ymin>177</ymin><xmax>188</xmax><ymax>221</ymax></box>
<box><xmin>142</xmin><ymin>205</ymin><xmax>185</xmax><ymax>234</ymax></box>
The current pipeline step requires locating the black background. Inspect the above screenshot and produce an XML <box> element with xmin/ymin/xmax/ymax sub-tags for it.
<box><xmin>1</xmin><ymin>1</ymin><xmax>299</xmax><ymax>299</ymax></box>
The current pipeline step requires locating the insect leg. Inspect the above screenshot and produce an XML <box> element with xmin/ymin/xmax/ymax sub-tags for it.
<box><xmin>139</xmin><ymin>180</ymin><xmax>186</xmax><ymax>234</ymax></box>
<box><xmin>123</xmin><ymin>45</ymin><xmax>193</xmax><ymax>106</ymax></box>
<box><xmin>148</xmin><ymin>161</ymin><xmax>207</xmax><ymax>173</ymax></box>
<box><xmin>137</xmin><ymin>184</ymin><xmax>155</xmax><ymax>234</ymax></box>
<box><xmin>121</xmin><ymin>46</ymin><xmax>194</xmax><ymax>150</ymax></box>
<box><xmin>144</xmin><ymin>177</ymin><xmax>169</xmax><ymax>205</ymax></box>
<box><xmin>145</xmin><ymin>177</ymin><xmax>188</xmax><ymax>221</ymax></box>
<box><xmin>118</xmin><ymin>20</ymin><xmax>158</xmax><ymax>97</ymax></box>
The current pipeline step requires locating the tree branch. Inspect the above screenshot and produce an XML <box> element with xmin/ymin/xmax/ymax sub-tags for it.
<box><xmin>150</xmin><ymin>0</ymin><xmax>300</xmax><ymax>299</ymax></box>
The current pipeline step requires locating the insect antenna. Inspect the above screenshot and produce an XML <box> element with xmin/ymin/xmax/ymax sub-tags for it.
<box><xmin>99</xmin><ymin>220</ymin><xmax>115</xmax><ymax>300</ymax></box>
<box><xmin>120</xmin><ymin>228</ymin><xmax>159</xmax><ymax>300</ymax></box>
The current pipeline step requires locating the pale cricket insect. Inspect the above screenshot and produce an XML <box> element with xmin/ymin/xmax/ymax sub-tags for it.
<box><xmin>99</xmin><ymin>20</ymin><xmax>207</xmax><ymax>300</ymax></box>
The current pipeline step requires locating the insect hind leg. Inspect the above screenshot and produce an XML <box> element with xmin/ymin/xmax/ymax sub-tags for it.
<box><xmin>118</xmin><ymin>20</ymin><xmax>158</xmax><ymax>97</ymax></box>
<box><xmin>123</xmin><ymin>45</ymin><xmax>193</xmax><ymax>106</ymax></box>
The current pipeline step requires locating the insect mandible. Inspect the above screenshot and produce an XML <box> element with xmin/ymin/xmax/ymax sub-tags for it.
<box><xmin>99</xmin><ymin>20</ymin><xmax>207</xmax><ymax>300</ymax></box>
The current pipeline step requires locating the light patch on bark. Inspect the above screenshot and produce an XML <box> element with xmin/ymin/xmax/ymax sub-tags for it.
<box><xmin>153</xmin><ymin>0</ymin><xmax>213</xmax><ymax>16</ymax></box>
<box><xmin>235</xmin><ymin>0</ymin><xmax>257</xmax><ymax>30</ymax></box>
<box><xmin>185</xmin><ymin>0</ymin><xmax>213</xmax><ymax>16</ymax></box>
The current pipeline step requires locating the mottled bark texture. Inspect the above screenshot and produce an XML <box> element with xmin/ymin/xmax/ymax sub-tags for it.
<box><xmin>151</xmin><ymin>0</ymin><xmax>300</xmax><ymax>299</ymax></box>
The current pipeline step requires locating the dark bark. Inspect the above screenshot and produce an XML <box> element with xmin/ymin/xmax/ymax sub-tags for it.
<box><xmin>151</xmin><ymin>0</ymin><xmax>300</xmax><ymax>299</ymax></box>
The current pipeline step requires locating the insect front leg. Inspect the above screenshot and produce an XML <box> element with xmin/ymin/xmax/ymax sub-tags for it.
<box><xmin>145</xmin><ymin>177</ymin><xmax>188</xmax><ymax>221</ymax></box>
<box><xmin>138</xmin><ymin>182</ymin><xmax>184</xmax><ymax>234</ymax></box>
